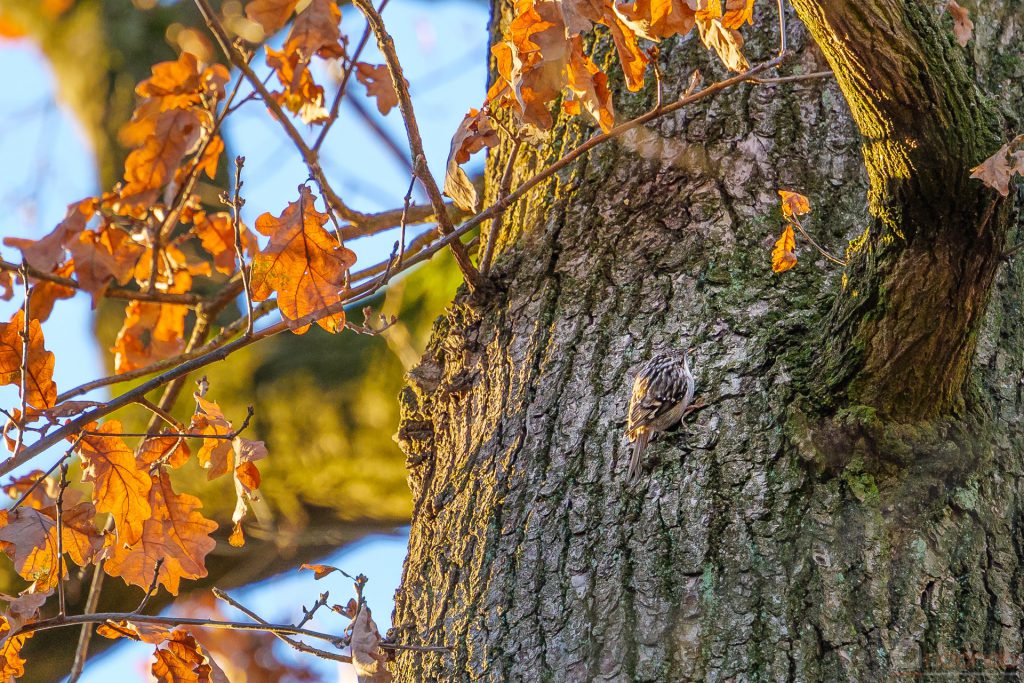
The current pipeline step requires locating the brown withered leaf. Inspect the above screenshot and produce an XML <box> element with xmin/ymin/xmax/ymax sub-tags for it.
<box><xmin>111</xmin><ymin>300</ymin><xmax>189</xmax><ymax>374</ymax></box>
<box><xmin>300</xmin><ymin>563</ymin><xmax>345</xmax><ymax>580</ymax></box>
<box><xmin>444</xmin><ymin>108</ymin><xmax>500</xmax><ymax>212</ymax></box>
<box><xmin>246</xmin><ymin>0</ymin><xmax>300</xmax><ymax>35</ymax></box>
<box><xmin>78</xmin><ymin>421</ymin><xmax>152</xmax><ymax>546</ymax></box>
<box><xmin>104</xmin><ymin>470</ymin><xmax>218</xmax><ymax>596</ymax></box>
<box><xmin>249</xmin><ymin>186</ymin><xmax>356</xmax><ymax>333</ymax></box>
<box><xmin>355</xmin><ymin>63</ymin><xmax>405</xmax><ymax>116</ymax></box>
<box><xmin>351</xmin><ymin>604</ymin><xmax>392</xmax><ymax>682</ymax></box>
<box><xmin>193</xmin><ymin>211</ymin><xmax>256</xmax><ymax>275</ymax></box>
<box><xmin>0</xmin><ymin>591</ymin><xmax>48</xmax><ymax>636</ymax></box>
<box><xmin>197</xmin><ymin>135</ymin><xmax>224</xmax><ymax>180</ymax></box>
<box><xmin>0</xmin><ymin>311</ymin><xmax>57</xmax><ymax>410</ymax></box>
<box><xmin>265</xmin><ymin>46</ymin><xmax>330</xmax><ymax>124</ymax></box>
<box><xmin>696</xmin><ymin>15</ymin><xmax>749</xmax><ymax>72</ymax></box>
<box><xmin>778</xmin><ymin>190</ymin><xmax>811</xmax><ymax>219</ymax></box>
<box><xmin>970</xmin><ymin>138</ymin><xmax>1023</xmax><ymax>197</ymax></box>
<box><xmin>0</xmin><ymin>619</ymin><xmax>31</xmax><ymax>680</ymax></box>
<box><xmin>120</xmin><ymin>108</ymin><xmax>208</xmax><ymax>211</ymax></box>
<box><xmin>613</xmin><ymin>0</ymin><xmax>696</xmax><ymax>41</ymax></box>
<box><xmin>771</xmin><ymin>224</ymin><xmax>797</xmax><ymax>273</ymax></box>
<box><xmin>3</xmin><ymin>198</ymin><xmax>95</xmax><ymax>272</ymax></box>
<box><xmin>98</xmin><ymin>619</ymin><xmax>175</xmax><ymax>644</ymax></box>
<box><xmin>138</xmin><ymin>436</ymin><xmax>191</xmax><ymax>470</ymax></box>
<box><xmin>152</xmin><ymin>629</ymin><xmax>228</xmax><ymax>683</ymax></box>
<box><xmin>946</xmin><ymin>0</ymin><xmax>973</xmax><ymax>47</ymax></box>
<box><xmin>284</xmin><ymin>0</ymin><xmax>344</xmax><ymax>60</ymax></box>
<box><xmin>722</xmin><ymin>0</ymin><xmax>755</xmax><ymax>29</ymax></box>
<box><xmin>190</xmin><ymin>395</ymin><xmax>234</xmax><ymax>480</ymax></box>
<box><xmin>564</xmin><ymin>37</ymin><xmax>615</xmax><ymax>132</ymax></box>
<box><xmin>134</xmin><ymin>52</ymin><xmax>229</xmax><ymax>112</ymax></box>
<box><xmin>67</xmin><ymin>227</ymin><xmax>145</xmax><ymax>305</ymax></box>
<box><xmin>0</xmin><ymin>500</ymin><xmax>101</xmax><ymax>591</ymax></box>
<box><xmin>27</xmin><ymin>262</ymin><xmax>76</xmax><ymax>323</ymax></box>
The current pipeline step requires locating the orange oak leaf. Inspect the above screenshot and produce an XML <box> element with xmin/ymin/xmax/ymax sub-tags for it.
<box><xmin>152</xmin><ymin>629</ymin><xmax>228</xmax><ymax>683</ymax></box>
<box><xmin>946</xmin><ymin>0</ymin><xmax>973</xmax><ymax>47</ymax></box>
<box><xmin>0</xmin><ymin>499</ymin><xmax>101</xmax><ymax>591</ymax></box>
<box><xmin>245</xmin><ymin>0</ymin><xmax>300</xmax><ymax>35</ymax></box>
<box><xmin>98</xmin><ymin>619</ymin><xmax>175</xmax><ymax>644</ymax></box>
<box><xmin>771</xmin><ymin>224</ymin><xmax>797</xmax><ymax>273</ymax></box>
<box><xmin>3</xmin><ymin>198</ymin><xmax>95</xmax><ymax>272</ymax></box>
<box><xmin>134</xmin><ymin>52</ymin><xmax>229</xmax><ymax>112</ymax></box>
<box><xmin>67</xmin><ymin>227</ymin><xmax>145</xmax><ymax>305</ymax></box>
<box><xmin>696</xmin><ymin>15</ymin><xmax>749</xmax><ymax>72</ymax></box>
<box><xmin>613</xmin><ymin>0</ymin><xmax>696</xmax><ymax>42</ymax></box>
<box><xmin>230</xmin><ymin>436</ymin><xmax>267</xmax><ymax>547</ymax></box>
<box><xmin>103</xmin><ymin>470</ymin><xmax>218</xmax><ymax>596</ymax></box>
<box><xmin>0</xmin><ymin>310</ymin><xmax>57</xmax><ymax>410</ymax></box>
<box><xmin>0</xmin><ymin>620</ymin><xmax>31</xmax><ymax>680</ymax></box>
<box><xmin>193</xmin><ymin>211</ymin><xmax>256</xmax><ymax>275</ymax></box>
<box><xmin>778</xmin><ymin>190</ymin><xmax>811</xmax><ymax>219</ymax></box>
<box><xmin>300</xmin><ymin>563</ymin><xmax>345</xmax><ymax>580</ymax></box>
<box><xmin>722</xmin><ymin>0</ymin><xmax>755</xmax><ymax>30</ymax></box>
<box><xmin>265</xmin><ymin>46</ymin><xmax>330</xmax><ymax>124</ymax></box>
<box><xmin>249</xmin><ymin>186</ymin><xmax>356</xmax><ymax>333</ymax></box>
<box><xmin>111</xmin><ymin>300</ymin><xmax>189</xmax><ymax>374</ymax></box>
<box><xmin>564</xmin><ymin>36</ymin><xmax>615</xmax><ymax>132</ymax></box>
<box><xmin>284</xmin><ymin>0</ymin><xmax>344</xmax><ymax>60</ymax></box>
<box><xmin>138</xmin><ymin>436</ymin><xmax>191</xmax><ymax>470</ymax></box>
<box><xmin>27</xmin><ymin>262</ymin><xmax>76</xmax><ymax>323</ymax></box>
<box><xmin>197</xmin><ymin>135</ymin><xmax>224</xmax><ymax>180</ymax></box>
<box><xmin>0</xmin><ymin>591</ymin><xmax>48</xmax><ymax>636</ymax></box>
<box><xmin>970</xmin><ymin>136</ymin><xmax>1024</xmax><ymax>197</ymax></box>
<box><xmin>444</xmin><ymin>108</ymin><xmax>500</xmax><ymax>212</ymax></box>
<box><xmin>78</xmin><ymin>421</ymin><xmax>153</xmax><ymax>546</ymax></box>
<box><xmin>120</xmin><ymin>108</ymin><xmax>209</xmax><ymax>211</ymax></box>
<box><xmin>355</xmin><ymin>63</ymin><xmax>405</xmax><ymax>116</ymax></box>
<box><xmin>190</xmin><ymin>396</ymin><xmax>235</xmax><ymax>480</ymax></box>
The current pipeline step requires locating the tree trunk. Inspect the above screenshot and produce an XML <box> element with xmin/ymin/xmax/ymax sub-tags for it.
<box><xmin>392</xmin><ymin>2</ymin><xmax>1024</xmax><ymax>680</ymax></box>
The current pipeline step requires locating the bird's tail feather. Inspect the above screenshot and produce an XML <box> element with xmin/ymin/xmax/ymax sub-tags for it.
<box><xmin>628</xmin><ymin>430</ymin><xmax>651</xmax><ymax>483</ymax></box>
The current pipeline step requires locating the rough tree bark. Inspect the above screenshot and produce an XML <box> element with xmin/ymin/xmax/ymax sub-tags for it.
<box><xmin>392</xmin><ymin>2</ymin><xmax>1024</xmax><ymax>680</ymax></box>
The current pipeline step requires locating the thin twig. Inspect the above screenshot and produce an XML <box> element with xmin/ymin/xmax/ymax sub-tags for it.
<box><xmin>351</xmin><ymin>0</ymin><xmax>484</xmax><ymax>292</ymax></box>
<box><xmin>225</xmin><ymin>156</ymin><xmax>255</xmax><ymax>336</ymax></box>
<box><xmin>212</xmin><ymin>588</ymin><xmax>352</xmax><ymax>663</ymax></box>
<box><xmin>68</xmin><ymin>517</ymin><xmax>111</xmax><ymax>683</ymax></box>
<box><xmin>790</xmin><ymin>217</ymin><xmax>846</xmax><ymax>266</ymax></box>
<box><xmin>133</xmin><ymin>397</ymin><xmax>184</xmax><ymax>430</ymax></box>
<box><xmin>479</xmin><ymin>138</ymin><xmax>522</xmax><ymax>275</ymax></box>
<box><xmin>296</xmin><ymin>591</ymin><xmax>329</xmax><ymax>630</ymax></box>
<box><xmin>133</xmin><ymin>558</ymin><xmax>165</xmax><ymax>614</ymax></box>
<box><xmin>0</xmin><ymin>261</ymin><xmax>203</xmax><ymax>306</ymax></box>
<box><xmin>55</xmin><ymin>461</ymin><xmax>69</xmax><ymax>618</ymax></box>
<box><xmin>13</xmin><ymin>264</ymin><xmax>30</xmax><ymax>456</ymax></box>
<box><xmin>752</xmin><ymin>70</ymin><xmax>833</xmax><ymax>85</ymax></box>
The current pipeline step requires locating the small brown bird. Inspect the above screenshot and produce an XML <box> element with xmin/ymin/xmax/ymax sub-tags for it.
<box><xmin>625</xmin><ymin>349</ymin><xmax>695</xmax><ymax>482</ymax></box>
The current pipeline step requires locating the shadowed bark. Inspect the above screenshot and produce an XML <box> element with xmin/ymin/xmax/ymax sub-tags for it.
<box><xmin>391</xmin><ymin>2</ymin><xmax>1024</xmax><ymax>680</ymax></box>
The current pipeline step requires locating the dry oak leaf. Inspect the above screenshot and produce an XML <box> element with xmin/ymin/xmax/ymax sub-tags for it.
<box><xmin>152</xmin><ymin>629</ymin><xmax>229</xmax><ymax>683</ymax></box>
<box><xmin>3</xmin><ymin>198</ymin><xmax>95</xmax><ymax>272</ymax></box>
<box><xmin>970</xmin><ymin>136</ymin><xmax>1024</xmax><ymax>197</ymax></box>
<box><xmin>355</xmin><ymin>63</ymin><xmax>405</xmax><ymax>116</ymax></box>
<box><xmin>190</xmin><ymin>395</ymin><xmax>235</xmax><ymax>480</ymax></box>
<box><xmin>134</xmin><ymin>52</ymin><xmax>230</xmax><ymax>112</ymax></box>
<box><xmin>613</xmin><ymin>0</ymin><xmax>696</xmax><ymax>42</ymax></box>
<box><xmin>0</xmin><ymin>310</ymin><xmax>57</xmax><ymax>410</ymax></box>
<box><xmin>79</xmin><ymin>421</ymin><xmax>153</xmax><ymax>546</ymax></box>
<box><xmin>249</xmin><ymin>186</ymin><xmax>356</xmax><ymax>333</ymax></box>
<box><xmin>771</xmin><ymin>223</ymin><xmax>797</xmax><ymax>273</ymax></box>
<box><xmin>284</xmin><ymin>0</ymin><xmax>345</xmax><ymax>60</ymax></box>
<box><xmin>695</xmin><ymin>14</ymin><xmax>749</xmax><ymax>72</ymax></box>
<box><xmin>193</xmin><ymin>211</ymin><xmax>257</xmax><ymax>275</ymax></box>
<box><xmin>778</xmin><ymin>189</ymin><xmax>811</xmax><ymax>219</ymax></box>
<box><xmin>67</xmin><ymin>227</ymin><xmax>145</xmax><ymax>305</ymax></box>
<box><xmin>444</xmin><ymin>108</ymin><xmax>500</xmax><ymax>212</ymax></box>
<box><xmin>0</xmin><ymin>620</ymin><xmax>31</xmax><ymax>680</ymax></box>
<box><xmin>300</xmin><ymin>563</ymin><xmax>347</xmax><ymax>580</ymax></box>
<box><xmin>103</xmin><ymin>470</ymin><xmax>218</xmax><ymax>596</ymax></box>
<box><xmin>27</xmin><ymin>261</ymin><xmax>76</xmax><ymax>324</ymax></box>
<box><xmin>138</xmin><ymin>436</ymin><xmax>192</xmax><ymax>470</ymax></box>
<box><xmin>120</xmin><ymin>108</ymin><xmax>209</xmax><ymax>211</ymax></box>
<box><xmin>98</xmin><ymin>619</ymin><xmax>175</xmax><ymax>644</ymax></box>
<box><xmin>946</xmin><ymin>0</ymin><xmax>973</xmax><ymax>47</ymax></box>
<box><xmin>111</xmin><ymin>300</ymin><xmax>189</xmax><ymax>374</ymax></box>
<box><xmin>0</xmin><ymin>499</ymin><xmax>102</xmax><ymax>591</ymax></box>
<box><xmin>351</xmin><ymin>604</ymin><xmax>392</xmax><ymax>682</ymax></box>
<box><xmin>0</xmin><ymin>591</ymin><xmax>48</xmax><ymax>637</ymax></box>
<box><xmin>246</xmin><ymin>0</ymin><xmax>301</xmax><ymax>35</ymax></box>
<box><xmin>265</xmin><ymin>46</ymin><xmax>330</xmax><ymax>124</ymax></box>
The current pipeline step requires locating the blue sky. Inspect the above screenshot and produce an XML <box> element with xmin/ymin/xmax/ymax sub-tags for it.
<box><xmin>0</xmin><ymin>0</ymin><xmax>489</xmax><ymax>679</ymax></box>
